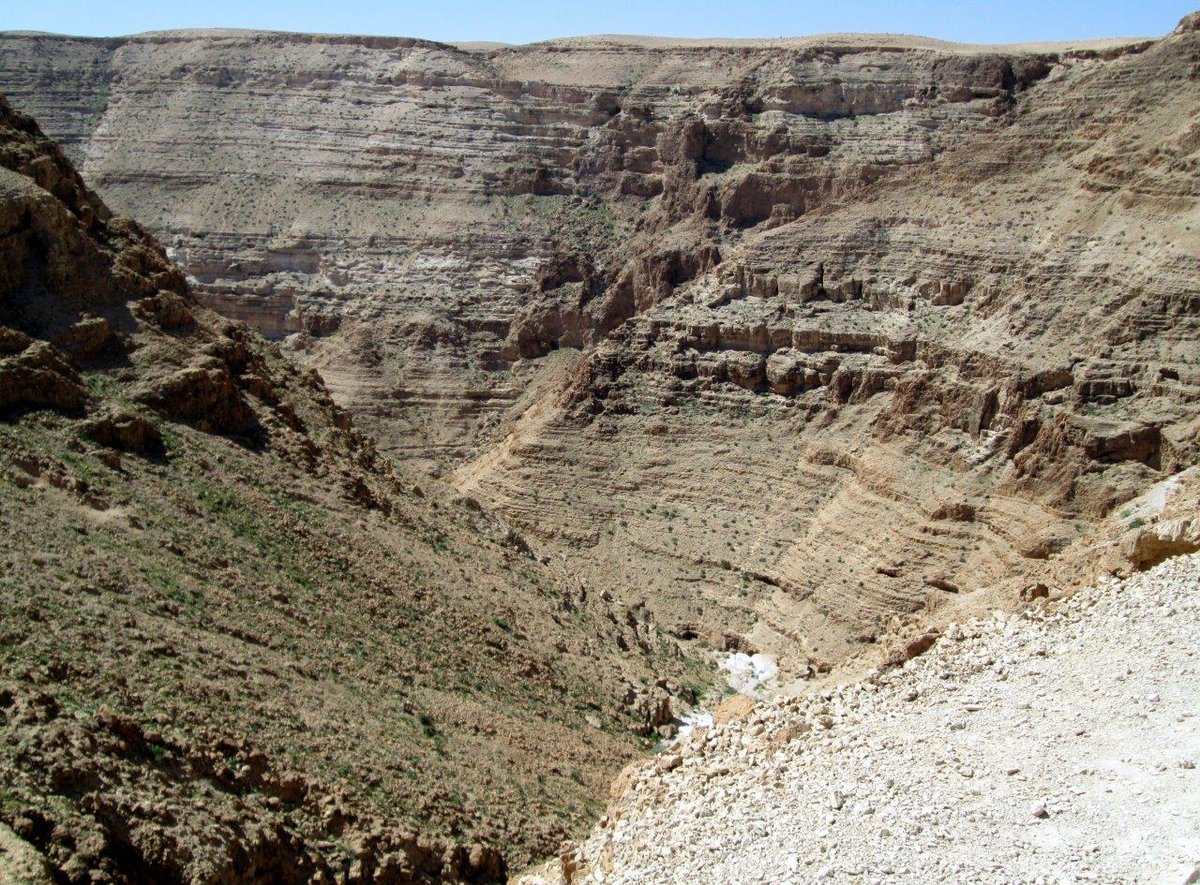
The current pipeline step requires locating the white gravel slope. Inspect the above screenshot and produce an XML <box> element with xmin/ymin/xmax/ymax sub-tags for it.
<box><xmin>564</xmin><ymin>553</ymin><xmax>1200</xmax><ymax>885</ymax></box>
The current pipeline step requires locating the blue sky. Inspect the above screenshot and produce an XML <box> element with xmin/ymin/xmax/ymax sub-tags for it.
<box><xmin>3</xmin><ymin>0</ymin><xmax>1194</xmax><ymax>44</ymax></box>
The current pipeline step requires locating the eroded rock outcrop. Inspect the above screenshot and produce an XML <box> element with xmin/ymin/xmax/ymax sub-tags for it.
<box><xmin>453</xmin><ymin>20</ymin><xmax>1200</xmax><ymax>678</ymax></box>
<box><xmin>0</xmin><ymin>29</ymin><xmax>1126</xmax><ymax>464</ymax></box>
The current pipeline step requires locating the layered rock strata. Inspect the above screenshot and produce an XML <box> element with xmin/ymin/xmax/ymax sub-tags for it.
<box><xmin>2</xmin><ymin>16</ymin><xmax>1198</xmax><ymax>829</ymax></box>
<box><xmin>0</xmin><ymin>28</ymin><xmax>1142</xmax><ymax>466</ymax></box>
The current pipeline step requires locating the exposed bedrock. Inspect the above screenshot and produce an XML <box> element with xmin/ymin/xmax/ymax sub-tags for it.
<box><xmin>0</xmin><ymin>28</ymin><xmax>1098</xmax><ymax>464</ymax></box>
<box><xmin>453</xmin><ymin>23</ymin><xmax>1200</xmax><ymax>678</ymax></box>
<box><xmin>2</xmin><ymin>23</ymin><xmax>1197</xmax><ymax>683</ymax></box>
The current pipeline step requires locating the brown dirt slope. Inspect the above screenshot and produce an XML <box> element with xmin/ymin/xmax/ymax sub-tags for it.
<box><xmin>0</xmin><ymin>94</ymin><xmax>706</xmax><ymax>882</ymax></box>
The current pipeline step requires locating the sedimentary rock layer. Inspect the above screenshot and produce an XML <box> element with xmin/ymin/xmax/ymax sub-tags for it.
<box><xmin>2</xmin><ymin>14</ymin><xmax>1197</xmax><ymax>730</ymax></box>
<box><xmin>0</xmin><ymin>28</ymin><xmax>1131</xmax><ymax>464</ymax></box>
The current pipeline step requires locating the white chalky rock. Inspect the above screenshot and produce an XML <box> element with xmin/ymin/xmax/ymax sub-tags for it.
<box><xmin>538</xmin><ymin>555</ymin><xmax>1200</xmax><ymax>885</ymax></box>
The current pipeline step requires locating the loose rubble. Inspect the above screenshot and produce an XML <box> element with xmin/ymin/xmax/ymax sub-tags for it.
<box><xmin>532</xmin><ymin>553</ymin><xmax>1200</xmax><ymax>884</ymax></box>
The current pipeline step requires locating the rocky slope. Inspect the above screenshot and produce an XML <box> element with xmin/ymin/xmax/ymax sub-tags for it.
<box><xmin>0</xmin><ymin>13</ymin><xmax>1198</xmax><ymax>879</ymax></box>
<box><xmin>452</xmin><ymin>16</ymin><xmax>1200</xmax><ymax>682</ymax></box>
<box><xmin>0</xmin><ymin>93</ymin><xmax>708</xmax><ymax>881</ymax></box>
<box><xmin>528</xmin><ymin>546</ymin><xmax>1200</xmax><ymax>884</ymax></box>
<box><xmin>4</xmin><ymin>23</ymin><xmax>1196</xmax><ymax>691</ymax></box>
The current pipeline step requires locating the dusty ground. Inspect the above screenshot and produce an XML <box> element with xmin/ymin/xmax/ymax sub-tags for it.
<box><xmin>528</xmin><ymin>548</ymin><xmax>1200</xmax><ymax>884</ymax></box>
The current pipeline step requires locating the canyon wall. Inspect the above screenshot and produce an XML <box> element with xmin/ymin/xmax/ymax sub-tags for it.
<box><xmin>454</xmin><ymin>21</ymin><xmax>1200</xmax><ymax>675</ymax></box>
<box><xmin>2</xmin><ymin>20</ymin><xmax>1196</xmax><ymax>684</ymax></box>
<box><xmin>0</xmin><ymin>28</ymin><xmax>1125</xmax><ymax>465</ymax></box>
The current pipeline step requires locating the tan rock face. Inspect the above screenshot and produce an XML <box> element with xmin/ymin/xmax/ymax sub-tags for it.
<box><xmin>1</xmin><ymin>23</ymin><xmax>1198</xmax><ymax>874</ymax></box>
<box><xmin>452</xmin><ymin>25</ymin><xmax>1200</xmax><ymax>674</ymax></box>
<box><xmin>0</xmin><ymin>29</ymin><xmax>1088</xmax><ymax>465</ymax></box>
<box><xmin>4</xmin><ymin>22</ymin><xmax>1192</xmax><ymax>677</ymax></box>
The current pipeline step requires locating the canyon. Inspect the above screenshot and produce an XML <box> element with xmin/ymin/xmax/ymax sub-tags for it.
<box><xmin>0</xmin><ymin>10</ymin><xmax>1198</xmax><ymax>883</ymax></box>
<box><xmin>0</xmin><ymin>90</ymin><xmax>703</xmax><ymax>880</ymax></box>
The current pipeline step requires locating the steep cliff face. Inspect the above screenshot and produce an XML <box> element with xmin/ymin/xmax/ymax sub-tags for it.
<box><xmin>452</xmin><ymin>22</ymin><xmax>1200</xmax><ymax>675</ymax></box>
<box><xmin>0</xmin><ymin>29</ymin><xmax>1137</xmax><ymax>468</ymax></box>
<box><xmin>1</xmin><ymin>16</ymin><xmax>1196</xmax><ymax>806</ymax></box>
<box><xmin>0</xmin><ymin>94</ymin><xmax>712</xmax><ymax>881</ymax></box>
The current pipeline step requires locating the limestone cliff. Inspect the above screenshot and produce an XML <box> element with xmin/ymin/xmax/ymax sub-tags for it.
<box><xmin>0</xmin><ymin>28</ymin><xmax>1144</xmax><ymax>466</ymax></box>
<box><xmin>0</xmin><ymin>18</ymin><xmax>1197</xmax><ymax>863</ymax></box>
<box><xmin>453</xmin><ymin>21</ymin><xmax>1200</xmax><ymax>674</ymax></box>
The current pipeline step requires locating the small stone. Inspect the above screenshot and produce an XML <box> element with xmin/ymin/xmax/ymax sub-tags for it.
<box><xmin>1031</xmin><ymin>802</ymin><xmax>1049</xmax><ymax>819</ymax></box>
<box><xmin>656</xmin><ymin>754</ymin><xmax>683</xmax><ymax>774</ymax></box>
